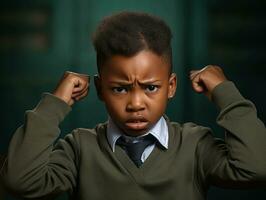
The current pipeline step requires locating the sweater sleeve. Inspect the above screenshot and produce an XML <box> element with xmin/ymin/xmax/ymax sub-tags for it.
<box><xmin>4</xmin><ymin>93</ymin><xmax>80</xmax><ymax>198</ymax></box>
<box><xmin>196</xmin><ymin>81</ymin><xmax>266</xmax><ymax>189</ymax></box>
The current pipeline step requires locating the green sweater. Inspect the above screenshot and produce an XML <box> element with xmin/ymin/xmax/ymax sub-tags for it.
<box><xmin>3</xmin><ymin>81</ymin><xmax>266</xmax><ymax>200</ymax></box>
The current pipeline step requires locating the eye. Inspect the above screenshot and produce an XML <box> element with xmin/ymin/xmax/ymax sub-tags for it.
<box><xmin>145</xmin><ymin>85</ymin><xmax>159</xmax><ymax>93</ymax></box>
<box><xmin>112</xmin><ymin>87</ymin><xmax>128</xmax><ymax>94</ymax></box>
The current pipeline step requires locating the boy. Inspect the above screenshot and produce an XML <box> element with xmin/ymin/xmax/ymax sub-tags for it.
<box><xmin>3</xmin><ymin>11</ymin><xmax>266</xmax><ymax>200</ymax></box>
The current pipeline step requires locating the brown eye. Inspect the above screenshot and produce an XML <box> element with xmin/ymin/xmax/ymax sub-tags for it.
<box><xmin>145</xmin><ymin>85</ymin><xmax>159</xmax><ymax>93</ymax></box>
<box><xmin>112</xmin><ymin>87</ymin><xmax>127</xmax><ymax>94</ymax></box>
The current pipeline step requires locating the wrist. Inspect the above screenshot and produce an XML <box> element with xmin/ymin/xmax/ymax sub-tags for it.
<box><xmin>211</xmin><ymin>81</ymin><xmax>245</xmax><ymax>109</ymax></box>
<box><xmin>208</xmin><ymin>78</ymin><xmax>227</xmax><ymax>93</ymax></box>
<box><xmin>52</xmin><ymin>91</ymin><xmax>72</xmax><ymax>106</ymax></box>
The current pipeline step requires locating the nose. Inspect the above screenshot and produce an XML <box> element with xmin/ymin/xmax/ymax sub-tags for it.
<box><xmin>126</xmin><ymin>90</ymin><xmax>145</xmax><ymax>112</ymax></box>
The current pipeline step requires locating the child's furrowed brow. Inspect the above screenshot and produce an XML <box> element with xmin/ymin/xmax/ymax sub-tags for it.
<box><xmin>109</xmin><ymin>80</ymin><xmax>132</xmax><ymax>84</ymax></box>
<box><xmin>138</xmin><ymin>80</ymin><xmax>162</xmax><ymax>85</ymax></box>
<box><xmin>109</xmin><ymin>79</ymin><xmax>161</xmax><ymax>86</ymax></box>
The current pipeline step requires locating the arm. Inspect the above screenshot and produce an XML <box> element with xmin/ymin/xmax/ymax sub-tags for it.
<box><xmin>5</xmin><ymin>94</ymin><xmax>77</xmax><ymax>198</ymax></box>
<box><xmin>190</xmin><ymin>66</ymin><xmax>266</xmax><ymax>188</ymax></box>
<box><xmin>4</xmin><ymin>72</ymin><xmax>89</xmax><ymax>198</ymax></box>
<box><xmin>197</xmin><ymin>81</ymin><xmax>266</xmax><ymax>188</ymax></box>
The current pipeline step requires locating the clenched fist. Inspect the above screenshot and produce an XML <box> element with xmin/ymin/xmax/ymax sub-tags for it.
<box><xmin>53</xmin><ymin>71</ymin><xmax>90</xmax><ymax>106</ymax></box>
<box><xmin>190</xmin><ymin>65</ymin><xmax>227</xmax><ymax>100</ymax></box>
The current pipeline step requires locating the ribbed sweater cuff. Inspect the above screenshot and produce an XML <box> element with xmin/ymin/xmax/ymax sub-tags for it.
<box><xmin>33</xmin><ymin>93</ymin><xmax>72</xmax><ymax>123</ymax></box>
<box><xmin>212</xmin><ymin>81</ymin><xmax>245</xmax><ymax>109</ymax></box>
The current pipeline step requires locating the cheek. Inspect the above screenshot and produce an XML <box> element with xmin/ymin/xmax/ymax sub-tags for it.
<box><xmin>102</xmin><ymin>94</ymin><xmax>126</xmax><ymax>117</ymax></box>
<box><xmin>147</xmin><ymin>92</ymin><xmax>168</xmax><ymax>111</ymax></box>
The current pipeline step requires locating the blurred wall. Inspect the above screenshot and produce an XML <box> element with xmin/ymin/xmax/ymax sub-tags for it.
<box><xmin>0</xmin><ymin>0</ymin><xmax>265</xmax><ymax>199</ymax></box>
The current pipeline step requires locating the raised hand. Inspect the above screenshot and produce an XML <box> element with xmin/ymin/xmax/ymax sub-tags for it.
<box><xmin>53</xmin><ymin>71</ymin><xmax>90</xmax><ymax>106</ymax></box>
<box><xmin>189</xmin><ymin>65</ymin><xmax>227</xmax><ymax>100</ymax></box>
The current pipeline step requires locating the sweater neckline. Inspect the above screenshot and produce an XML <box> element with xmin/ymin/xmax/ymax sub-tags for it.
<box><xmin>114</xmin><ymin>141</ymin><xmax>163</xmax><ymax>180</ymax></box>
<box><xmin>97</xmin><ymin>116</ymin><xmax>175</xmax><ymax>183</ymax></box>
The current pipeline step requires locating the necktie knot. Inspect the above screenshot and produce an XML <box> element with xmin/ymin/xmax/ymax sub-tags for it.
<box><xmin>117</xmin><ymin>134</ymin><xmax>155</xmax><ymax>167</ymax></box>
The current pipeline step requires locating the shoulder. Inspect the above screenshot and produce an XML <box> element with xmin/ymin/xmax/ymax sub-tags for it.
<box><xmin>53</xmin><ymin>123</ymin><xmax>108</xmax><ymax>160</ymax></box>
<box><xmin>61</xmin><ymin>122</ymin><xmax>108</xmax><ymax>153</ymax></box>
<box><xmin>67</xmin><ymin>122</ymin><xmax>108</xmax><ymax>141</ymax></box>
<box><xmin>168</xmin><ymin>119</ymin><xmax>213</xmax><ymax>144</ymax></box>
<box><xmin>182</xmin><ymin>122</ymin><xmax>211</xmax><ymax>135</ymax></box>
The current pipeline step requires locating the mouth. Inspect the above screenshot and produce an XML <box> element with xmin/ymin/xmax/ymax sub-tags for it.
<box><xmin>125</xmin><ymin>117</ymin><xmax>149</xmax><ymax>130</ymax></box>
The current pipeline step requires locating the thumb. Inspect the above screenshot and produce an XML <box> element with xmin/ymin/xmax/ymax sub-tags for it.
<box><xmin>72</xmin><ymin>78</ymin><xmax>87</xmax><ymax>93</ymax></box>
<box><xmin>191</xmin><ymin>79</ymin><xmax>212</xmax><ymax>100</ymax></box>
<box><xmin>191</xmin><ymin>75</ymin><xmax>206</xmax><ymax>93</ymax></box>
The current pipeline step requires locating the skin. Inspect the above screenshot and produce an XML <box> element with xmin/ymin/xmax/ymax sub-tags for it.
<box><xmin>53</xmin><ymin>50</ymin><xmax>227</xmax><ymax>136</ymax></box>
<box><xmin>95</xmin><ymin>50</ymin><xmax>177</xmax><ymax>136</ymax></box>
<box><xmin>189</xmin><ymin>65</ymin><xmax>227</xmax><ymax>100</ymax></box>
<box><xmin>53</xmin><ymin>71</ymin><xmax>90</xmax><ymax>106</ymax></box>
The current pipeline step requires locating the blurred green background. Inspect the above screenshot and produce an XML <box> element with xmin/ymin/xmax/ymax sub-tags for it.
<box><xmin>0</xmin><ymin>0</ymin><xmax>265</xmax><ymax>199</ymax></box>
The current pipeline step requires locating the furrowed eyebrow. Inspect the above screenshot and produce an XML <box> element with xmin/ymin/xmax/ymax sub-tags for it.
<box><xmin>138</xmin><ymin>80</ymin><xmax>161</xmax><ymax>84</ymax></box>
<box><xmin>109</xmin><ymin>79</ymin><xmax>161</xmax><ymax>85</ymax></box>
<box><xmin>109</xmin><ymin>81</ymin><xmax>133</xmax><ymax>86</ymax></box>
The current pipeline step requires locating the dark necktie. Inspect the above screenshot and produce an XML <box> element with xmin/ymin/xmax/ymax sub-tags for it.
<box><xmin>117</xmin><ymin>134</ymin><xmax>155</xmax><ymax>167</ymax></box>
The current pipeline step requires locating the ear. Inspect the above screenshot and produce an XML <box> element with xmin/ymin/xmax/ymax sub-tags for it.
<box><xmin>94</xmin><ymin>74</ymin><xmax>103</xmax><ymax>101</ymax></box>
<box><xmin>168</xmin><ymin>73</ymin><xmax>177</xmax><ymax>99</ymax></box>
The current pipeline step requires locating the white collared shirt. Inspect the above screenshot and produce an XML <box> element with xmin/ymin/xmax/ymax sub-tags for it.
<box><xmin>107</xmin><ymin>116</ymin><xmax>169</xmax><ymax>162</ymax></box>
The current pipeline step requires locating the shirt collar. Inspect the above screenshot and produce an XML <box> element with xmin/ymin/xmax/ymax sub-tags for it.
<box><xmin>107</xmin><ymin>116</ymin><xmax>169</xmax><ymax>152</ymax></box>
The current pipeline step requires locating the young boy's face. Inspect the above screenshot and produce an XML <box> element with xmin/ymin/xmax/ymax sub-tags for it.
<box><xmin>96</xmin><ymin>50</ymin><xmax>176</xmax><ymax>136</ymax></box>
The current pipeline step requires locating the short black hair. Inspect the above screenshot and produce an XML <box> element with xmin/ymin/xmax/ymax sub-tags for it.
<box><xmin>92</xmin><ymin>11</ymin><xmax>173</xmax><ymax>73</ymax></box>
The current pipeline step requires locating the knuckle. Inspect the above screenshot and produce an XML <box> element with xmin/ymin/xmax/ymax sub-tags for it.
<box><xmin>65</xmin><ymin>71</ymin><xmax>75</xmax><ymax>78</ymax></box>
<box><xmin>69</xmin><ymin>75</ymin><xmax>80</xmax><ymax>83</ymax></box>
<box><xmin>207</xmin><ymin>65</ymin><xmax>215</xmax><ymax>70</ymax></box>
<box><xmin>64</xmin><ymin>71</ymin><xmax>70</xmax><ymax>76</ymax></box>
<box><xmin>204</xmin><ymin>65</ymin><xmax>212</xmax><ymax>69</ymax></box>
<box><xmin>206</xmin><ymin>65</ymin><xmax>219</xmax><ymax>71</ymax></box>
<box><xmin>214</xmin><ymin>65</ymin><xmax>221</xmax><ymax>70</ymax></box>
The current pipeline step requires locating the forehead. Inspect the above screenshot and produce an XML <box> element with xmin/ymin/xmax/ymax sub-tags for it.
<box><xmin>100</xmin><ymin>51</ymin><xmax>170</xmax><ymax>81</ymax></box>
